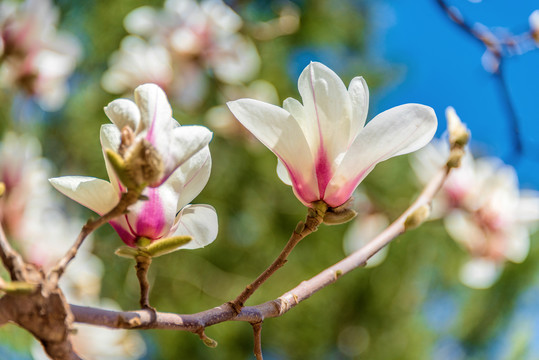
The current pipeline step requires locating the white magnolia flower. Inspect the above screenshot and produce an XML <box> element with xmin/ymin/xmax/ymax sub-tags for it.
<box><xmin>206</xmin><ymin>80</ymin><xmax>279</xmax><ymax>141</ymax></box>
<box><xmin>228</xmin><ymin>62</ymin><xmax>437</xmax><ymax>208</ymax></box>
<box><xmin>412</xmin><ymin>107</ymin><xmax>539</xmax><ymax>288</ymax></box>
<box><xmin>106</xmin><ymin>0</ymin><xmax>260</xmax><ymax>108</ymax></box>
<box><xmin>104</xmin><ymin>83</ymin><xmax>213</xmax><ymax>187</ymax></box>
<box><xmin>50</xmin><ymin>84</ymin><xmax>217</xmax><ymax>248</ymax></box>
<box><xmin>0</xmin><ymin>0</ymin><xmax>80</xmax><ymax>110</ymax></box>
<box><xmin>101</xmin><ymin>36</ymin><xmax>174</xmax><ymax>95</ymax></box>
<box><xmin>343</xmin><ymin>191</ymin><xmax>389</xmax><ymax>267</ymax></box>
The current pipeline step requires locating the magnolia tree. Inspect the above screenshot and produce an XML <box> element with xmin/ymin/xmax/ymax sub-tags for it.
<box><xmin>0</xmin><ymin>0</ymin><xmax>538</xmax><ymax>359</ymax></box>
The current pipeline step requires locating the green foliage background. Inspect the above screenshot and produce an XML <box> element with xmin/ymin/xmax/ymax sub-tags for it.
<box><xmin>0</xmin><ymin>0</ymin><xmax>538</xmax><ymax>359</ymax></box>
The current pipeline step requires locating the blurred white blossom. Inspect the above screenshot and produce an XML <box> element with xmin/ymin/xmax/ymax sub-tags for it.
<box><xmin>206</xmin><ymin>80</ymin><xmax>279</xmax><ymax>142</ymax></box>
<box><xmin>0</xmin><ymin>0</ymin><xmax>81</xmax><ymax>110</ymax></box>
<box><xmin>343</xmin><ymin>191</ymin><xmax>389</xmax><ymax>268</ymax></box>
<box><xmin>412</xmin><ymin>107</ymin><xmax>539</xmax><ymax>289</ymax></box>
<box><xmin>103</xmin><ymin>0</ymin><xmax>260</xmax><ymax>109</ymax></box>
<box><xmin>0</xmin><ymin>132</ymin><xmax>145</xmax><ymax>358</ymax></box>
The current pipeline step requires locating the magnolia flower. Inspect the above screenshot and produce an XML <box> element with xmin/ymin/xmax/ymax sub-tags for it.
<box><xmin>0</xmin><ymin>0</ymin><xmax>80</xmax><ymax>110</ymax></box>
<box><xmin>227</xmin><ymin>62</ymin><xmax>437</xmax><ymax>208</ymax></box>
<box><xmin>106</xmin><ymin>0</ymin><xmax>261</xmax><ymax>109</ymax></box>
<box><xmin>101</xmin><ymin>36</ymin><xmax>174</xmax><ymax>95</ymax></box>
<box><xmin>412</xmin><ymin>107</ymin><xmax>539</xmax><ymax>288</ymax></box>
<box><xmin>104</xmin><ymin>83</ymin><xmax>212</xmax><ymax>187</ymax></box>
<box><xmin>206</xmin><ymin>80</ymin><xmax>279</xmax><ymax>142</ymax></box>
<box><xmin>50</xmin><ymin>85</ymin><xmax>217</xmax><ymax>248</ymax></box>
<box><xmin>0</xmin><ymin>132</ymin><xmax>51</xmax><ymax>238</ymax></box>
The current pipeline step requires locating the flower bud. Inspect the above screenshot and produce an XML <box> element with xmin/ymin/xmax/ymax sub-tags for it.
<box><xmin>446</xmin><ymin>107</ymin><xmax>470</xmax><ymax>149</ymax></box>
<box><xmin>404</xmin><ymin>204</ymin><xmax>431</xmax><ymax>230</ymax></box>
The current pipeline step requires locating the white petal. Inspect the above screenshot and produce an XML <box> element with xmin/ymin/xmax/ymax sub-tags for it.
<box><xmin>172</xmin><ymin>204</ymin><xmax>218</xmax><ymax>250</ymax></box>
<box><xmin>104</xmin><ymin>98</ymin><xmax>140</xmax><ymax>131</ymax></box>
<box><xmin>504</xmin><ymin>226</ymin><xmax>530</xmax><ymax>263</ymax></box>
<box><xmin>297</xmin><ymin>62</ymin><xmax>354</xmax><ymax>159</ymax></box>
<box><xmin>459</xmin><ymin>258</ymin><xmax>501</xmax><ymax>289</ymax></box>
<box><xmin>49</xmin><ymin>176</ymin><xmax>118</xmax><ymax>215</ymax></box>
<box><xmin>167</xmin><ymin>146</ymin><xmax>212</xmax><ymax>210</ymax></box>
<box><xmin>348</xmin><ymin>76</ymin><xmax>369</xmax><ymax>141</ymax></box>
<box><xmin>159</xmin><ymin>125</ymin><xmax>213</xmax><ymax>185</ymax></box>
<box><xmin>276</xmin><ymin>159</ymin><xmax>292</xmax><ymax>186</ymax></box>
<box><xmin>123</xmin><ymin>6</ymin><xmax>158</xmax><ymax>36</ymax></box>
<box><xmin>133</xmin><ymin>83</ymin><xmax>173</xmax><ymax>138</ymax></box>
<box><xmin>227</xmin><ymin>98</ymin><xmax>318</xmax><ymax>202</ymax></box>
<box><xmin>517</xmin><ymin>191</ymin><xmax>539</xmax><ymax>223</ymax></box>
<box><xmin>326</xmin><ymin>104</ymin><xmax>437</xmax><ymax>201</ymax></box>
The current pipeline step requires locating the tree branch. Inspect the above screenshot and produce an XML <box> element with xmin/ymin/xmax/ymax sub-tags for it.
<box><xmin>71</xmin><ymin>163</ymin><xmax>452</xmax><ymax>331</ymax></box>
<box><xmin>0</xmin><ymin>223</ymin><xmax>27</xmax><ymax>281</ymax></box>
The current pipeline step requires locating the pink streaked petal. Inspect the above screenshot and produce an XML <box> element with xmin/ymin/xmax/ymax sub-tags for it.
<box><xmin>325</xmin><ymin>104</ymin><xmax>437</xmax><ymax>207</ymax></box>
<box><xmin>133</xmin><ymin>188</ymin><xmax>167</xmax><ymax>239</ymax></box>
<box><xmin>109</xmin><ymin>218</ymin><xmax>137</xmax><ymax>247</ymax></box>
<box><xmin>167</xmin><ymin>146</ymin><xmax>212</xmax><ymax>210</ymax></box>
<box><xmin>133</xmin><ymin>83</ymin><xmax>173</xmax><ymax>143</ymax></box>
<box><xmin>298</xmin><ymin>62</ymin><xmax>354</xmax><ymax>161</ymax></box>
<box><xmin>284</xmin><ymin>162</ymin><xmax>319</xmax><ymax>206</ymax></box>
<box><xmin>127</xmin><ymin>185</ymin><xmax>179</xmax><ymax>240</ymax></box>
<box><xmin>227</xmin><ymin>98</ymin><xmax>318</xmax><ymax>200</ymax></box>
<box><xmin>314</xmin><ymin>145</ymin><xmax>332</xmax><ymax>199</ymax></box>
<box><xmin>153</xmin><ymin>125</ymin><xmax>212</xmax><ymax>187</ymax></box>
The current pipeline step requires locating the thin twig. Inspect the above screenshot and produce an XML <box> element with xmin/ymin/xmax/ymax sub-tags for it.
<box><xmin>435</xmin><ymin>0</ymin><xmax>524</xmax><ymax>157</ymax></box>
<box><xmin>0</xmin><ymin>223</ymin><xmax>27</xmax><ymax>281</ymax></box>
<box><xmin>495</xmin><ymin>59</ymin><xmax>523</xmax><ymax>158</ymax></box>
<box><xmin>71</xmin><ymin>164</ymin><xmax>452</xmax><ymax>331</ymax></box>
<box><xmin>47</xmin><ymin>190</ymin><xmax>142</xmax><ymax>287</ymax></box>
<box><xmin>252</xmin><ymin>322</ymin><xmax>263</xmax><ymax>360</ymax></box>
<box><xmin>230</xmin><ymin>203</ymin><xmax>326</xmax><ymax>312</ymax></box>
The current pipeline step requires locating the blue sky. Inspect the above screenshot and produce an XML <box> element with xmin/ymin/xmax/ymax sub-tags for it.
<box><xmin>371</xmin><ymin>0</ymin><xmax>539</xmax><ymax>189</ymax></box>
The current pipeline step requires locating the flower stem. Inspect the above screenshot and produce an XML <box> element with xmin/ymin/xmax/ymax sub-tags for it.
<box><xmin>135</xmin><ymin>255</ymin><xmax>153</xmax><ymax>310</ymax></box>
<box><xmin>230</xmin><ymin>202</ymin><xmax>327</xmax><ymax>312</ymax></box>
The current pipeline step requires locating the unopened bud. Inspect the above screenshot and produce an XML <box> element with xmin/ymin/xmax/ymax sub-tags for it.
<box><xmin>106</xmin><ymin>149</ymin><xmax>136</xmax><ymax>189</ymax></box>
<box><xmin>0</xmin><ymin>281</ymin><xmax>37</xmax><ymax>294</ymax></box>
<box><xmin>404</xmin><ymin>204</ymin><xmax>431</xmax><ymax>230</ymax></box>
<box><xmin>447</xmin><ymin>147</ymin><xmax>465</xmax><ymax>168</ymax></box>
<box><xmin>114</xmin><ymin>246</ymin><xmax>139</xmax><ymax>259</ymax></box>
<box><xmin>124</xmin><ymin>139</ymin><xmax>164</xmax><ymax>187</ymax></box>
<box><xmin>142</xmin><ymin>236</ymin><xmax>192</xmax><ymax>258</ymax></box>
<box><xmin>446</xmin><ymin>107</ymin><xmax>470</xmax><ymax>149</ymax></box>
<box><xmin>323</xmin><ymin>198</ymin><xmax>357</xmax><ymax>225</ymax></box>
<box><xmin>323</xmin><ymin>208</ymin><xmax>357</xmax><ymax>225</ymax></box>
<box><xmin>199</xmin><ymin>332</ymin><xmax>218</xmax><ymax>348</ymax></box>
